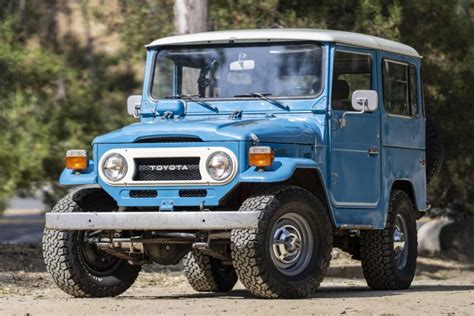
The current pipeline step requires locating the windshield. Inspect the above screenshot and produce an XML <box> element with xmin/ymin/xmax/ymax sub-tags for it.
<box><xmin>150</xmin><ymin>43</ymin><xmax>323</xmax><ymax>99</ymax></box>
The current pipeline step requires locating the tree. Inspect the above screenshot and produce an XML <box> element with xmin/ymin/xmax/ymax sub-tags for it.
<box><xmin>174</xmin><ymin>0</ymin><xmax>208</xmax><ymax>34</ymax></box>
<box><xmin>0</xmin><ymin>0</ymin><xmax>472</xmax><ymax>216</ymax></box>
<box><xmin>0</xmin><ymin>1</ymin><xmax>150</xmax><ymax>210</ymax></box>
<box><xmin>209</xmin><ymin>0</ymin><xmax>474</xmax><ymax>215</ymax></box>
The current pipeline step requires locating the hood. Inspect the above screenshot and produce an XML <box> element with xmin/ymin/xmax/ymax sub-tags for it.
<box><xmin>93</xmin><ymin>116</ymin><xmax>319</xmax><ymax>145</ymax></box>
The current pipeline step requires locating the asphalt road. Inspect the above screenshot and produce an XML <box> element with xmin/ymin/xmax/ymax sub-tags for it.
<box><xmin>0</xmin><ymin>212</ymin><xmax>45</xmax><ymax>244</ymax></box>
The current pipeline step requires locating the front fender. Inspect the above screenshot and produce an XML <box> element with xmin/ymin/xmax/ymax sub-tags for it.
<box><xmin>239</xmin><ymin>157</ymin><xmax>319</xmax><ymax>183</ymax></box>
<box><xmin>59</xmin><ymin>160</ymin><xmax>97</xmax><ymax>185</ymax></box>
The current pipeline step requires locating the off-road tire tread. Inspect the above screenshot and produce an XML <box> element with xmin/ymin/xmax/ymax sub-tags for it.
<box><xmin>183</xmin><ymin>250</ymin><xmax>237</xmax><ymax>292</ymax></box>
<box><xmin>360</xmin><ymin>190</ymin><xmax>417</xmax><ymax>290</ymax></box>
<box><xmin>42</xmin><ymin>189</ymin><xmax>140</xmax><ymax>298</ymax></box>
<box><xmin>231</xmin><ymin>185</ymin><xmax>332</xmax><ymax>298</ymax></box>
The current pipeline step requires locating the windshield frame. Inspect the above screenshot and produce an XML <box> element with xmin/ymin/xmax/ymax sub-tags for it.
<box><xmin>148</xmin><ymin>41</ymin><xmax>326</xmax><ymax>102</ymax></box>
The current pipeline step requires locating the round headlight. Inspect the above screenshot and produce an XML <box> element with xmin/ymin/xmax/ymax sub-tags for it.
<box><xmin>102</xmin><ymin>153</ymin><xmax>127</xmax><ymax>182</ymax></box>
<box><xmin>206</xmin><ymin>152</ymin><xmax>233</xmax><ymax>181</ymax></box>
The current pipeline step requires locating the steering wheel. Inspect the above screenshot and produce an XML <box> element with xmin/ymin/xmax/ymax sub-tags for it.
<box><xmin>198</xmin><ymin>60</ymin><xmax>219</xmax><ymax>97</ymax></box>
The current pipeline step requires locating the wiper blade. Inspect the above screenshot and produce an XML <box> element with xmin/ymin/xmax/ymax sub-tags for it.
<box><xmin>165</xmin><ymin>94</ymin><xmax>217</xmax><ymax>112</ymax></box>
<box><xmin>233</xmin><ymin>92</ymin><xmax>290</xmax><ymax>111</ymax></box>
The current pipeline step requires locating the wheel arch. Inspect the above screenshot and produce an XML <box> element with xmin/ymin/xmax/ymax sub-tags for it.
<box><xmin>225</xmin><ymin>168</ymin><xmax>335</xmax><ymax>226</ymax></box>
<box><xmin>390</xmin><ymin>179</ymin><xmax>424</xmax><ymax>219</ymax></box>
<box><xmin>278</xmin><ymin>168</ymin><xmax>336</xmax><ymax>226</ymax></box>
<box><xmin>70</xmin><ymin>186</ymin><xmax>117</xmax><ymax>211</ymax></box>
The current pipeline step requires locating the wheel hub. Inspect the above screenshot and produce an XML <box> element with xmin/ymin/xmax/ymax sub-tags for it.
<box><xmin>78</xmin><ymin>232</ymin><xmax>121</xmax><ymax>276</ymax></box>
<box><xmin>273</xmin><ymin>225</ymin><xmax>302</xmax><ymax>264</ymax></box>
<box><xmin>270</xmin><ymin>213</ymin><xmax>314</xmax><ymax>276</ymax></box>
<box><xmin>393</xmin><ymin>213</ymin><xmax>409</xmax><ymax>270</ymax></box>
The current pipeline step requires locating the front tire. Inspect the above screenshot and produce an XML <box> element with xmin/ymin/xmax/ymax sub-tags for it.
<box><xmin>42</xmin><ymin>189</ymin><xmax>141</xmax><ymax>298</ymax></box>
<box><xmin>183</xmin><ymin>250</ymin><xmax>237</xmax><ymax>292</ymax></box>
<box><xmin>360</xmin><ymin>190</ymin><xmax>417</xmax><ymax>290</ymax></box>
<box><xmin>231</xmin><ymin>186</ymin><xmax>332</xmax><ymax>298</ymax></box>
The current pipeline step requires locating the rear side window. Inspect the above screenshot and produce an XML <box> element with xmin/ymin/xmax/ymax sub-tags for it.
<box><xmin>383</xmin><ymin>60</ymin><xmax>419</xmax><ymax>117</ymax></box>
<box><xmin>420</xmin><ymin>66</ymin><xmax>426</xmax><ymax>116</ymax></box>
<box><xmin>409</xmin><ymin>65</ymin><xmax>418</xmax><ymax>116</ymax></box>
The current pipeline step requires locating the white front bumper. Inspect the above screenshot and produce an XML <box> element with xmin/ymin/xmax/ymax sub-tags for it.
<box><xmin>45</xmin><ymin>211</ymin><xmax>259</xmax><ymax>231</ymax></box>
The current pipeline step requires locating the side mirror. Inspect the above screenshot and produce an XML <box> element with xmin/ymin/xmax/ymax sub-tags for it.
<box><xmin>127</xmin><ymin>95</ymin><xmax>142</xmax><ymax>118</ymax></box>
<box><xmin>351</xmin><ymin>90</ymin><xmax>378</xmax><ymax>112</ymax></box>
<box><xmin>339</xmin><ymin>90</ymin><xmax>378</xmax><ymax>127</ymax></box>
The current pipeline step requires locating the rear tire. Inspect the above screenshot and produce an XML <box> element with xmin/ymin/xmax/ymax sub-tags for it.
<box><xmin>42</xmin><ymin>189</ymin><xmax>140</xmax><ymax>298</ymax></box>
<box><xmin>183</xmin><ymin>250</ymin><xmax>237</xmax><ymax>292</ymax></box>
<box><xmin>360</xmin><ymin>190</ymin><xmax>417</xmax><ymax>290</ymax></box>
<box><xmin>231</xmin><ymin>186</ymin><xmax>332</xmax><ymax>298</ymax></box>
<box><xmin>426</xmin><ymin>119</ymin><xmax>444</xmax><ymax>185</ymax></box>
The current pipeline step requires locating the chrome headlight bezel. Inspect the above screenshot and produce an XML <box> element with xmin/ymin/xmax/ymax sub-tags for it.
<box><xmin>101</xmin><ymin>153</ymin><xmax>128</xmax><ymax>182</ymax></box>
<box><xmin>206</xmin><ymin>151</ymin><xmax>234</xmax><ymax>181</ymax></box>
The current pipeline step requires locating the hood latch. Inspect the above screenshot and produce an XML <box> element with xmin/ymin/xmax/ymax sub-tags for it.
<box><xmin>162</xmin><ymin>111</ymin><xmax>174</xmax><ymax>120</ymax></box>
<box><xmin>229</xmin><ymin>109</ymin><xmax>242</xmax><ymax>120</ymax></box>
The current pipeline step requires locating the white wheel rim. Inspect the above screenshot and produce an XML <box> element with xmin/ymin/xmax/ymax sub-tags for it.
<box><xmin>270</xmin><ymin>212</ymin><xmax>314</xmax><ymax>276</ymax></box>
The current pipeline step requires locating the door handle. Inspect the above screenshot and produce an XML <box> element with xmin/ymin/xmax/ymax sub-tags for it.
<box><xmin>368</xmin><ymin>147</ymin><xmax>380</xmax><ymax>156</ymax></box>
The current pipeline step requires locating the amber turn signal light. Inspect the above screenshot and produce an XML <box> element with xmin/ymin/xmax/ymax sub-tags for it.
<box><xmin>65</xmin><ymin>150</ymin><xmax>88</xmax><ymax>170</ymax></box>
<box><xmin>249</xmin><ymin>146</ymin><xmax>274</xmax><ymax>167</ymax></box>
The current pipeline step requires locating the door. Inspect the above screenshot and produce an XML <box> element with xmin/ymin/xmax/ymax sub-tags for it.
<box><xmin>329</xmin><ymin>47</ymin><xmax>381</xmax><ymax>208</ymax></box>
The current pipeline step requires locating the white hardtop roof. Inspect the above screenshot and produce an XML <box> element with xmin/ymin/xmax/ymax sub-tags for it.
<box><xmin>147</xmin><ymin>29</ymin><xmax>421</xmax><ymax>58</ymax></box>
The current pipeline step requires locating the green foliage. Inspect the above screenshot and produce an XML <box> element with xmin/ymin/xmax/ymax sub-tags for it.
<box><xmin>0</xmin><ymin>16</ymin><xmax>65</xmax><ymax>209</ymax></box>
<box><xmin>93</xmin><ymin>0</ymin><xmax>174</xmax><ymax>63</ymax></box>
<box><xmin>0</xmin><ymin>1</ymin><xmax>164</xmax><ymax>210</ymax></box>
<box><xmin>0</xmin><ymin>0</ymin><xmax>472</xmax><ymax>215</ymax></box>
<box><xmin>397</xmin><ymin>0</ymin><xmax>474</xmax><ymax>214</ymax></box>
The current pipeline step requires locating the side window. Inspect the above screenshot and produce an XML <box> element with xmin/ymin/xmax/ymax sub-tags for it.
<box><xmin>151</xmin><ymin>57</ymin><xmax>174</xmax><ymax>98</ymax></box>
<box><xmin>421</xmin><ymin>66</ymin><xmax>426</xmax><ymax>117</ymax></box>
<box><xmin>332</xmin><ymin>51</ymin><xmax>372</xmax><ymax>111</ymax></box>
<box><xmin>383</xmin><ymin>60</ymin><xmax>419</xmax><ymax>117</ymax></box>
<box><xmin>409</xmin><ymin>65</ymin><xmax>418</xmax><ymax>116</ymax></box>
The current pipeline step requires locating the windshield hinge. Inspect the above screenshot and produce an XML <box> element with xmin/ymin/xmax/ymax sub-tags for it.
<box><xmin>162</xmin><ymin>111</ymin><xmax>174</xmax><ymax>120</ymax></box>
<box><xmin>230</xmin><ymin>109</ymin><xmax>243</xmax><ymax>120</ymax></box>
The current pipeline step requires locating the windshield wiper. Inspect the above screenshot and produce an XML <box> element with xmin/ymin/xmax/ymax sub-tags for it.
<box><xmin>165</xmin><ymin>94</ymin><xmax>218</xmax><ymax>112</ymax></box>
<box><xmin>233</xmin><ymin>92</ymin><xmax>290</xmax><ymax>111</ymax></box>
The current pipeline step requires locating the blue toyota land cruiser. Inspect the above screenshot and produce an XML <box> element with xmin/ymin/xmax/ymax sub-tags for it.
<box><xmin>43</xmin><ymin>29</ymin><xmax>441</xmax><ymax>299</ymax></box>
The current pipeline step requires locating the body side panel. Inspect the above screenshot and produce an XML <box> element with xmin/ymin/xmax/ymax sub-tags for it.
<box><xmin>378</xmin><ymin>50</ymin><xmax>426</xmax><ymax>218</ymax></box>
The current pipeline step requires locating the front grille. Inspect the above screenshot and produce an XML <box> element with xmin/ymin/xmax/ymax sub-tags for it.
<box><xmin>133</xmin><ymin>157</ymin><xmax>201</xmax><ymax>181</ymax></box>
<box><xmin>179</xmin><ymin>189</ymin><xmax>207</xmax><ymax>198</ymax></box>
<box><xmin>130</xmin><ymin>190</ymin><xmax>158</xmax><ymax>198</ymax></box>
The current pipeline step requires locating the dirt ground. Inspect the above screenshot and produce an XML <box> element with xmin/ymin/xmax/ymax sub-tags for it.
<box><xmin>0</xmin><ymin>245</ymin><xmax>473</xmax><ymax>315</ymax></box>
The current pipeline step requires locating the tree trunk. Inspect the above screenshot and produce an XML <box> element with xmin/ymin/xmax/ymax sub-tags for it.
<box><xmin>173</xmin><ymin>0</ymin><xmax>208</xmax><ymax>34</ymax></box>
<box><xmin>80</xmin><ymin>0</ymin><xmax>97</xmax><ymax>84</ymax></box>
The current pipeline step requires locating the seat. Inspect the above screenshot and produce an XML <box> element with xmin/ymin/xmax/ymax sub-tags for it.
<box><xmin>311</xmin><ymin>78</ymin><xmax>322</xmax><ymax>94</ymax></box>
<box><xmin>332</xmin><ymin>79</ymin><xmax>352</xmax><ymax>111</ymax></box>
